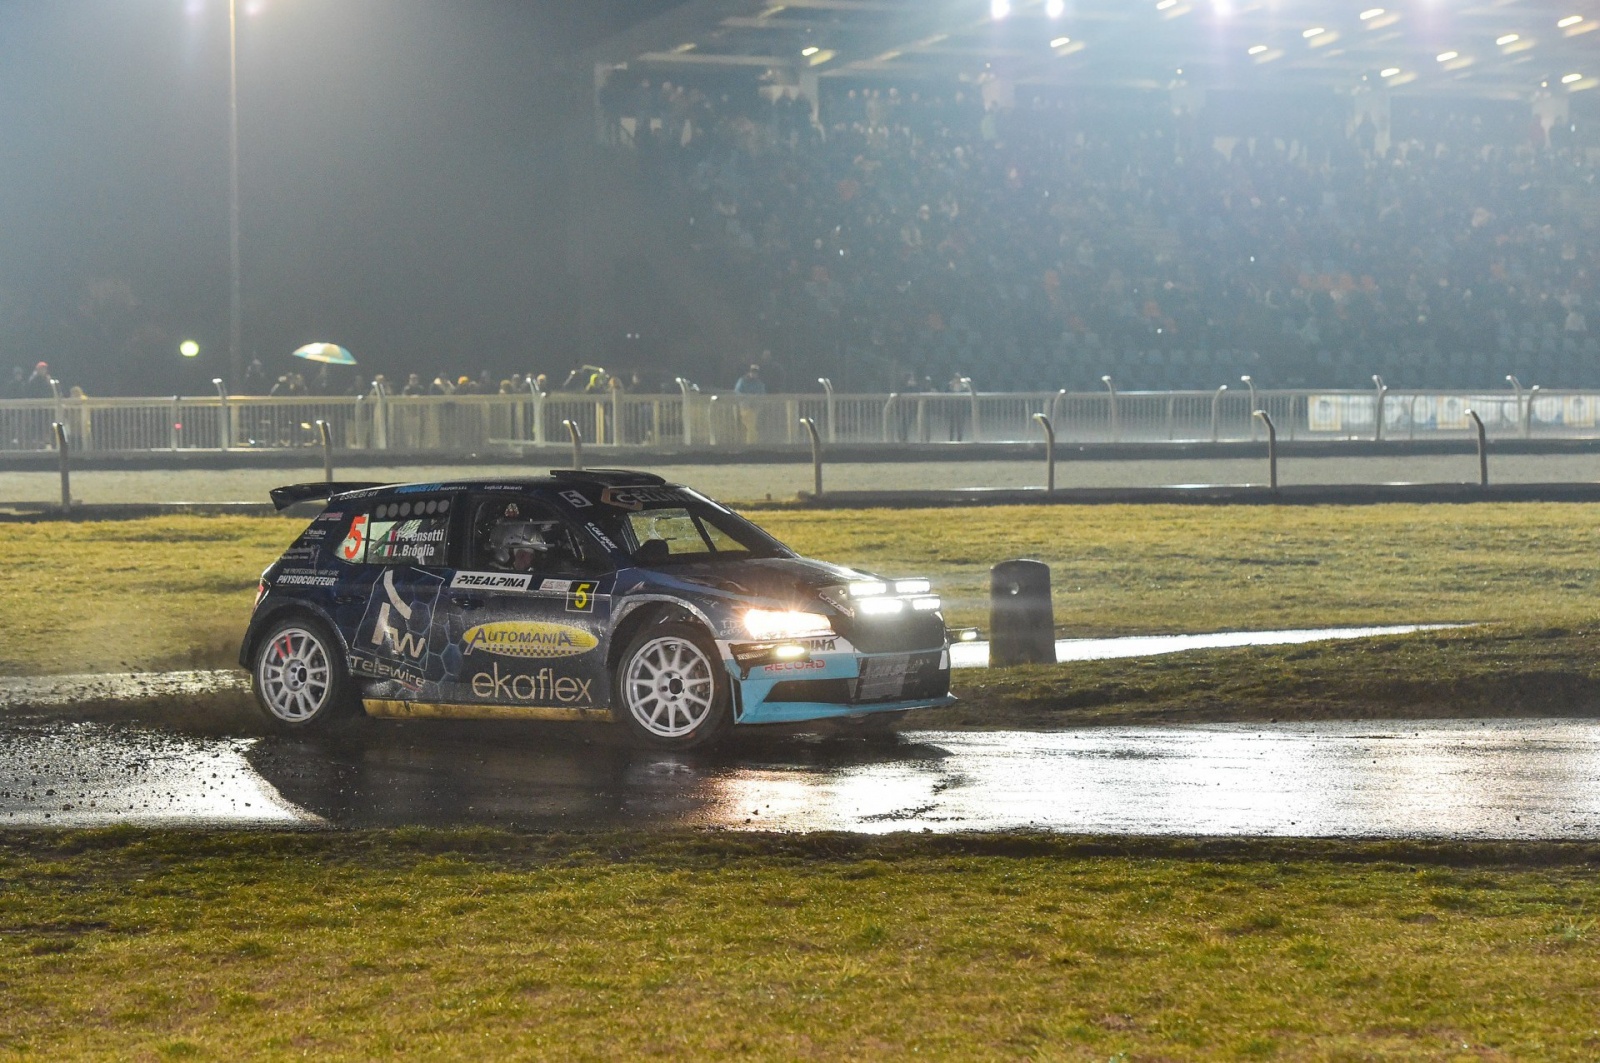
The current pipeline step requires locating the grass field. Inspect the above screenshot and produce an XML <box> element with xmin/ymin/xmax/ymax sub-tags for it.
<box><xmin>3</xmin><ymin>504</ymin><xmax>1599</xmax><ymax>723</ymax></box>
<box><xmin>1</xmin><ymin>830</ymin><xmax>1597</xmax><ymax>1060</ymax></box>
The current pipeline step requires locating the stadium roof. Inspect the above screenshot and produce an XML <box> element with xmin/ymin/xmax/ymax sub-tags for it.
<box><xmin>591</xmin><ymin>0</ymin><xmax>1598</xmax><ymax>100</ymax></box>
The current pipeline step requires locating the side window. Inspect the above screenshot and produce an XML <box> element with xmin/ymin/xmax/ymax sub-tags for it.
<box><xmin>336</xmin><ymin>498</ymin><xmax>453</xmax><ymax>566</ymax></box>
<box><xmin>627</xmin><ymin>510</ymin><xmax>710</xmax><ymax>556</ymax></box>
<box><xmin>470</xmin><ymin>496</ymin><xmax>593</xmax><ymax>575</ymax></box>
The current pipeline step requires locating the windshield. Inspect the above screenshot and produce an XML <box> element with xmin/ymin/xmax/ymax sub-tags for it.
<box><xmin>591</xmin><ymin>497</ymin><xmax>791</xmax><ymax>564</ymax></box>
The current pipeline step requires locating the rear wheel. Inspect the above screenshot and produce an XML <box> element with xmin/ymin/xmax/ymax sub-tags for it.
<box><xmin>615</xmin><ymin>622</ymin><xmax>732</xmax><ymax>749</ymax></box>
<box><xmin>251</xmin><ymin>616</ymin><xmax>356</xmax><ymax>731</ymax></box>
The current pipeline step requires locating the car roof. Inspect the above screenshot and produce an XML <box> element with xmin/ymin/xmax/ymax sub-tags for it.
<box><xmin>271</xmin><ymin>470</ymin><xmax>676</xmax><ymax>511</ymax></box>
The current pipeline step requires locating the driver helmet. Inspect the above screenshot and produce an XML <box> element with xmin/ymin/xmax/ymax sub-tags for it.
<box><xmin>488</xmin><ymin>519</ymin><xmax>555</xmax><ymax>572</ymax></box>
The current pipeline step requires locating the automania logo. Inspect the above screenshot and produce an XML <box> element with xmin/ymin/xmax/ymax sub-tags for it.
<box><xmin>462</xmin><ymin>621</ymin><xmax>598</xmax><ymax>659</ymax></box>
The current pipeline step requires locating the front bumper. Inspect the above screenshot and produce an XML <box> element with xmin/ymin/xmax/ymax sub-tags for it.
<box><xmin>727</xmin><ymin>645</ymin><xmax>954</xmax><ymax>725</ymax></box>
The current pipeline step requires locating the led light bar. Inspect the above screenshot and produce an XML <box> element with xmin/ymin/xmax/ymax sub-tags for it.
<box><xmin>848</xmin><ymin>581</ymin><xmax>888</xmax><ymax>598</ymax></box>
<box><xmin>857</xmin><ymin>598</ymin><xmax>905</xmax><ymax>616</ymax></box>
<box><xmin>894</xmin><ymin>579</ymin><xmax>931</xmax><ymax>595</ymax></box>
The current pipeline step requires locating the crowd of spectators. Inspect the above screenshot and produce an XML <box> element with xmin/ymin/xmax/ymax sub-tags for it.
<box><xmin>611</xmin><ymin>75</ymin><xmax>1598</xmax><ymax>391</ymax></box>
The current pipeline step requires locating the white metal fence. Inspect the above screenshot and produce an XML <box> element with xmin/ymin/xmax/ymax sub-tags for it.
<box><xmin>0</xmin><ymin>385</ymin><xmax>1591</xmax><ymax>455</ymax></box>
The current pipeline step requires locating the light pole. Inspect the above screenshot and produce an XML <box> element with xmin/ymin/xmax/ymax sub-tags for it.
<box><xmin>227</xmin><ymin>0</ymin><xmax>242</xmax><ymax>391</ymax></box>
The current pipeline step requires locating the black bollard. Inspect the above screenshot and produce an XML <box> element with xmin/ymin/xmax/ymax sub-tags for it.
<box><xmin>989</xmin><ymin>559</ymin><xmax>1055</xmax><ymax>666</ymax></box>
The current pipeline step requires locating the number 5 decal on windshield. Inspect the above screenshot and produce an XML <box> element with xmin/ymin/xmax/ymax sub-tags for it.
<box><xmin>566</xmin><ymin>581</ymin><xmax>596</xmax><ymax>613</ymax></box>
<box><xmin>339</xmin><ymin>515</ymin><xmax>368</xmax><ymax>562</ymax></box>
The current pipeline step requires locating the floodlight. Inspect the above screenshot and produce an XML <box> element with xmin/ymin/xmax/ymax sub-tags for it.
<box><xmin>1557</xmin><ymin>15</ymin><xmax>1582</xmax><ymax>28</ymax></box>
<box><xmin>801</xmin><ymin>45</ymin><xmax>819</xmax><ymax>56</ymax></box>
<box><xmin>1496</xmin><ymin>33</ymin><xmax>1519</xmax><ymax>45</ymax></box>
<box><xmin>1436</xmin><ymin>50</ymin><xmax>1458</xmax><ymax>62</ymax></box>
<box><xmin>1562</xmin><ymin>72</ymin><xmax>1583</xmax><ymax>83</ymax></box>
<box><xmin>1051</xmin><ymin>35</ymin><xmax>1071</xmax><ymax>47</ymax></box>
<box><xmin>1359</xmin><ymin>7</ymin><xmax>1384</xmax><ymax>19</ymax></box>
<box><xmin>1380</xmin><ymin>66</ymin><xmax>1400</xmax><ymax>77</ymax></box>
<box><xmin>179</xmin><ymin>340</ymin><xmax>200</xmax><ymax>358</ymax></box>
<box><xmin>991</xmin><ymin>0</ymin><xmax>1011</xmax><ymax>19</ymax></box>
<box><xmin>1045</xmin><ymin>0</ymin><xmax>1065</xmax><ymax>16</ymax></box>
<box><xmin>1248</xmin><ymin>43</ymin><xmax>1268</xmax><ymax>54</ymax></box>
<box><xmin>1302</xmin><ymin>26</ymin><xmax>1324</xmax><ymax>38</ymax></box>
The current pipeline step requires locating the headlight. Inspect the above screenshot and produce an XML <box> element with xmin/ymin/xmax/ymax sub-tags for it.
<box><xmin>743</xmin><ymin>608</ymin><xmax>834</xmax><ymax>640</ymax></box>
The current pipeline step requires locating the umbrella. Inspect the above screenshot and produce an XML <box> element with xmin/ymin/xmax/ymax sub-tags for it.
<box><xmin>292</xmin><ymin>342</ymin><xmax>357</xmax><ymax>366</ymax></box>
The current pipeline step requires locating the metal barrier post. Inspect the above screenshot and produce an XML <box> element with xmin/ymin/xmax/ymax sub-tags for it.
<box><xmin>563</xmin><ymin>418</ymin><xmax>583</xmax><ymax>470</ymax></box>
<box><xmin>372</xmin><ymin>379</ymin><xmax>389</xmax><ymax>450</ymax></box>
<box><xmin>707</xmin><ymin>395</ymin><xmax>719</xmax><ymax>447</ymax></box>
<box><xmin>799</xmin><ymin>416</ymin><xmax>823</xmax><ymax>497</ymax></box>
<box><xmin>610</xmin><ymin>385</ymin><xmax>623</xmax><ymax>445</ymax></box>
<box><xmin>1506</xmin><ymin>375</ymin><xmax>1525</xmax><ymax>439</ymax></box>
<box><xmin>1050</xmin><ymin>388</ymin><xmax>1066</xmax><ymax>430</ymax></box>
<box><xmin>818</xmin><ymin>378</ymin><xmax>836</xmax><ymax>443</ymax></box>
<box><xmin>963</xmin><ymin>377</ymin><xmax>980</xmax><ymax>441</ymax></box>
<box><xmin>1523</xmin><ymin>385</ymin><xmax>1540</xmax><ymax>438</ymax></box>
<box><xmin>52</xmin><ymin>421</ymin><xmax>70</xmax><ymax>512</ymax></box>
<box><xmin>213</xmin><ymin>378</ymin><xmax>231</xmax><ymax>449</ymax></box>
<box><xmin>1242</xmin><ymin>375</ymin><xmax>1258</xmax><ymax>441</ymax></box>
<box><xmin>169</xmin><ymin>396</ymin><xmax>181</xmax><ymax>450</ymax></box>
<box><xmin>1253</xmin><ymin>409</ymin><xmax>1277</xmax><ymax>491</ymax></box>
<box><xmin>1100</xmin><ymin>376</ymin><xmax>1119</xmax><ymax>443</ymax></box>
<box><xmin>674</xmin><ymin>377</ymin><xmax>694</xmax><ymax>446</ymax></box>
<box><xmin>1032</xmin><ymin>412</ymin><xmax>1055</xmax><ymax>492</ymax></box>
<box><xmin>529</xmin><ymin>377</ymin><xmax>546</xmax><ymax>445</ymax></box>
<box><xmin>1210</xmin><ymin>384</ymin><xmax>1228</xmax><ymax>442</ymax></box>
<box><xmin>316</xmin><ymin>419</ymin><xmax>333</xmax><ymax>482</ymax></box>
<box><xmin>1372</xmin><ymin>375</ymin><xmax>1386</xmax><ymax>442</ymax></box>
<box><xmin>881</xmin><ymin>393</ymin><xmax>898</xmax><ymax>443</ymax></box>
<box><xmin>1467</xmin><ymin>409</ymin><xmax>1488</xmax><ymax>486</ymax></box>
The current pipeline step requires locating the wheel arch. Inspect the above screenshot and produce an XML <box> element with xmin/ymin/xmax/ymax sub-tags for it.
<box><xmin>607</xmin><ymin>596</ymin><xmax>718</xmax><ymax>674</ymax></box>
<box><xmin>241</xmin><ymin>600</ymin><xmax>349</xmax><ymax>671</ymax></box>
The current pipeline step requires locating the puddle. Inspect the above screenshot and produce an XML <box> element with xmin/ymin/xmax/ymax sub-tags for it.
<box><xmin>949</xmin><ymin>624</ymin><xmax>1464</xmax><ymax>669</ymax></box>
<box><xmin>2</xmin><ymin>717</ymin><xmax>1598</xmax><ymax>838</ymax></box>
<box><xmin>0</xmin><ymin>719</ymin><xmax>314</xmax><ymax>827</ymax></box>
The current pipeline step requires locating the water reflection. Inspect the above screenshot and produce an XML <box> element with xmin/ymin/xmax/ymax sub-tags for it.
<box><xmin>5</xmin><ymin>717</ymin><xmax>1599</xmax><ymax>839</ymax></box>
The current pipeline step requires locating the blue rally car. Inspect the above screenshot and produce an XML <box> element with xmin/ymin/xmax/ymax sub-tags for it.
<box><xmin>241</xmin><ymin>470</ymin><xmax>954</xmax><ymax>747</ymax></box>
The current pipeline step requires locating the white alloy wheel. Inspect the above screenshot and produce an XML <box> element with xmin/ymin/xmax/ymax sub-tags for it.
<box><xmin>623</xmin><ymin>634</ymin><xmax>718</xmax><ymax>740</ymax></box>
<box><xmin>256</xmin><ymin>625</ymin><xmax>336</xmax><ymax>724</ymax></box>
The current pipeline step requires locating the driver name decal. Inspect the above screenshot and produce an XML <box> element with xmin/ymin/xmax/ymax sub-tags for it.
<box><xmin>462</xmin><ymin>621</ymin><xmax>598</xmax><ymax>658</ymax></box>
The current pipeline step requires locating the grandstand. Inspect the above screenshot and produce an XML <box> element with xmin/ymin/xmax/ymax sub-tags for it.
<box><xmin>576</xmin><ymin>0</ymin><xmax>1599</xmax><ymax>393</ymax></box>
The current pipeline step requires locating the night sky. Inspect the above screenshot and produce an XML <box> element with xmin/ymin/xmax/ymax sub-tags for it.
<box><xmin>0</xmin><ymin>0</ymin><xmax>682</xmax><ymax>393</ymax></box>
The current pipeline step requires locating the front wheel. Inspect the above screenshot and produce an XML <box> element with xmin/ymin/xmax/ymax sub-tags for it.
<box><xmin>251</xmin><ymin>616</ymin><xmax>357</xmax><ymax>731</ymax></box>
<box><xmin>615</xmin><ymin>622</ymin><xmax>732</xmax><ymax>749</ymax></box>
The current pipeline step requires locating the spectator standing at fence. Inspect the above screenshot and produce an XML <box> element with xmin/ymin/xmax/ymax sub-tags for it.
<box><xmin>946</xmin><ymin>372</ymin><xmax>970</xmax><ymax>441</ymax></box>
<box><xmin>734</xmin><ymin>363</ymin><xmax>765</xmax><ymax>444</ymax></box>
<box><xmin>241</xmin><ymin>358</ymin><xmax>268</xmax><ymax>395</ymax></box>
<box><xmin>25</xmin><ymin>362</ymin><xmax>55</xmax><ymax>399</ymax></box>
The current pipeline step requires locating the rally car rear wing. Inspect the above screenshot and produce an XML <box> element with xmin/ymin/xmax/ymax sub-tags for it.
<box><xmin>269</xmin><ymin>481</ymin><xmax>388</xmax><ymax>512</ymax></box>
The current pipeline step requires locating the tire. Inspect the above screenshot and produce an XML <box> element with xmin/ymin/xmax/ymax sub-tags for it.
<box><xmin>250</xmin><ymin>615</ymin><xmax>357</xmax><ymax>731</ymax></box>
<box><xmin>614</xmin><ymin>621</ymin><xmax>733</xmax><ymax>749</ymax></box>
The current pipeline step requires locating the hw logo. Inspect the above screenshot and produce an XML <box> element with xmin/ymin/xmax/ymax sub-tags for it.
<box><xmin>371</xmin><ymin>569</ymin><xmax>427</xmax><ymax>658</ymax></box>
<box><xmin>357</xmin><ymin>567</ymin><xmax>443</xmax><ymax>665</ymax></box>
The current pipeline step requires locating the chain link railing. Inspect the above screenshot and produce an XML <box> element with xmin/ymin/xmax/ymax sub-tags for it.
<box><xmin>3</xmin><ymin>385</ymin><xmax>1596</xmax><ymax>455</ymax></box>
